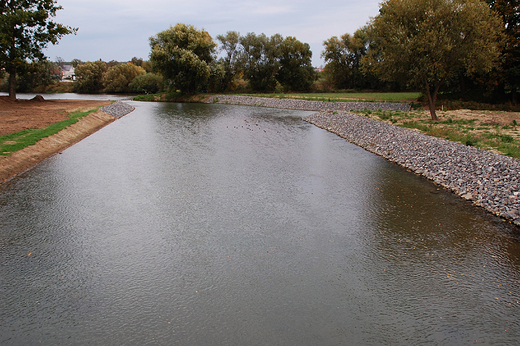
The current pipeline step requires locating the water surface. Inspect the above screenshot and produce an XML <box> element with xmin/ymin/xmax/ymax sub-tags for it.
<box><xmin>1</xmin><ymin>102</ymin><xmax>519</xmax><ymax>345</ymax></box>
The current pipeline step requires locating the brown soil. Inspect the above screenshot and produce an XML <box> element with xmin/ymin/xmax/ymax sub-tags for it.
<box><xmin>0</xmin><ymin>96</ymin><xmax>115</xmax><ymax>183</ymax></box>
<box><xmin>0</xmin><ymin>96</ymin><xmax>111</xmax><ymax>135</ymax></box>
<box><xmin>371</xmin><ymin>108</ymin><xmax>520</xmax><ymax>140</ymax></box>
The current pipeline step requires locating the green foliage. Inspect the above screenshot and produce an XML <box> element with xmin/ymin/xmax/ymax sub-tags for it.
<box><xmin>129</xmin><ymin>73</ymin><xmax>163</xmax><ymax>94</ymax></box>
<box><xmin>0</xmin><ymin>109</ymin><xmax>97</xmax><ymax>156</ymax></box>
<box><xmin>15</xmin><ymin>59</ymin><xmax>62</xmax><ymax>92</ymax></box>
<box><xmin>216</xmin><ymin>31</ymin><xmax>241</xmax><ymax>91</ymax></box>
<box><xmin>130</xmin><ymin>57</ymin><xmax>152</xmax><ymax>73</ymax></box>
<box><xmin>238</xmin><ymin>33</ymin><xmax>283</xmax><ymax>92</ymax></box>
<box><xmin>487</xmin><ymin>0</ymin><xmax>520</xmax><ymax>103</ymax></box>
<box><xmin>0</xmin><ymin>0</ymin><xmax>77</xmax><ymax>99</ymax></box>
<box><xmin>322</xmin><ymin>28</ymin><xmax>376</xmax><ymax>90</ymax></box>
<box><xmin>363</xmin><ymin>0</ymin><xmax>504</xmax><ymax>120</ymax></box>
<box><xmin>103</xmin><ymin>63</ymin><xmax>146</xmax><ymax>93</ymax></box>
<box><xmin>74</xmin><ymin>61</ymin><xmax>107</xmax><ymax>93</ymax></box>
<box><xmin>215</xmin><ymin>31</ymin><xmax>317</xmax><ymax>92</ymax></box>
<box><xmin>207</xmin><ymin>61</ymin><xmax>227</xmax><ymax>92</ymax></box>
<box><xmin>277</xmin><ymin>36</ymin><xmax>316</xmax><ymax>91</ymax></box>
<box><xmin>150</xmin><ymin>23</ymin><xmax>216</xmax><ymax>94</ymax></box>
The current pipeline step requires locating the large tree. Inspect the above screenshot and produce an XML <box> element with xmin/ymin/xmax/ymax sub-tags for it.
<box><xmin>363</xmin><ymin>0</ymin><xmax>504</xmax><ymax>120</ymax></box>
<box><xmin>0</xmin><ymin>0</ymin><xmax>76</xmax><ymax>99</ymax></box>
<box><xmin>239</xmin><ymin>33</ymin><xmax>283</xmax><ymax>92</ymax></box>
<box><xmin>73</xmin><ymin>60</ymin><xmax>107</xmax><ymax>94</ymax></box>
<box><xmin>277</xmin><ymin>36</ymin><xmax>315</xmax><ymax>91</ymax></box>
<box><xmin>487</xmin><ymin>0</ymin><xmax>520</xmax><ymax>104</ymax></box>
<box><xmin>322</xmin><ymin>29</ymin><xmax>370</xmax><ymax>90</ymax></box>
<box><xmin>149</xmin><ymin>24</ymin><xmax>216</xmax><ymax>94</ymax></box>
<box><xmin>216</xmin><ymin>31</ymin><xmax>241</xmax><ymax>91</ymax></box>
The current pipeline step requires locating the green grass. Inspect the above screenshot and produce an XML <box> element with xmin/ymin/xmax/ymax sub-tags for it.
<box><xmin>238</xmin><ymin>92</ymin><xmax>421</xmax><ymax>103</ymax></box>
<box><xmin>353</xmin><ymin>109</ymin><xmax>520</xmax><ymax>159</ymax></box>
<box><xmin>0</xmin><ymin>109</ymin><xmax>99</xmax><ymax>156</ymax></box>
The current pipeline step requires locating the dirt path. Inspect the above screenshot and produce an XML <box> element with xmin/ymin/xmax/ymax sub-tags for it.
<box><xmin>0</xmin><ymin>97</ymin><xmax>115</xmax><ymax>183</ymax></box>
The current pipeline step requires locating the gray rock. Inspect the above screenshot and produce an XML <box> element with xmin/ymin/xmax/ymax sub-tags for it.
<box><xmin>100</xmin><ymin>101</ymin><xmax>135</xmax><ymax>118</ymax></box>
<box><xmin>303</xmin><ymin>110</ymin><xmax>520</xmax><ymax>227</ymax></box>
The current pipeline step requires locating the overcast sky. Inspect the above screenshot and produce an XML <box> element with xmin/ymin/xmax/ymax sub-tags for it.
<box><xmin>44</xmin><ymin>0</ymin><xmax>383</xmax><ymax>67</ymax></box>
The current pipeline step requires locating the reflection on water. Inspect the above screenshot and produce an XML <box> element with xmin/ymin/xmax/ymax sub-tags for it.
<box><xmin>1</xmin><ymin>102</ymin><xmax>519</xmax><ymax>345</ymax></box>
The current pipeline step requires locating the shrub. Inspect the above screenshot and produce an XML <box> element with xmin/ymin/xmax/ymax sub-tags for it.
<box><xmin>74</xmin><ymin>61</ymin><xmax>107</xmax><ymax>93</ymax></box>
<box><xmin>103</xmin><ymin>63</ymin><xmax>146</xmax><ymax>93</ymax></box>
<box><xmin>129</xmin><ymin>73</ymin><xmax>163</xmax><ymax>94</ymax></box>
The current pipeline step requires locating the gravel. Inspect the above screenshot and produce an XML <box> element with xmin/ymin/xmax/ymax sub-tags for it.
<box><xmin>100</xmin><ymin>101</ymin><xmax>135</xmax><ymax>118</ymax></box>
<box><xmin>204</xmin><ymin>95</ymin><xmax>411</xmax><ymax>112</ymax></box>
<box><xmin>304</xmin><ymin>111</ymin><xmax>520</xmax><ymax>227</ymax></box>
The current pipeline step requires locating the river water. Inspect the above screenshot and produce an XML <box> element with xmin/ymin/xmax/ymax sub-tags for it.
<box><xmin>1</xmin><ymin>101</ymin><xmax>519</xmax><ymax>345</ymax></box>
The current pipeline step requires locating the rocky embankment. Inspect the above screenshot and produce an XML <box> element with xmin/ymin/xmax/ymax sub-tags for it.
<box><xmin>100</xmin><ymin>101</ymin><xmax>135</xmax><ymax>118</ymax></box>
<box><xmin>204</xmin><ymin>95</ymin><xmax>518</xmax><ymax>226</ymax></box>
<box><xmin>304</xmin><ymin>111</ymin><xmax>520</xmax><ymax>226</ymax></box>
<box><xmin>205</xmin><ymin>95</ymin><xmax>411</xmax><ymax>112</ymax></box>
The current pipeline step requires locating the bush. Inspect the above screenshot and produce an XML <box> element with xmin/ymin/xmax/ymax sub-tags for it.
<box><xmin>129</xmin><ymin>73</ymin><xmax>163</xmax><ymax>94</ymax></box>
<box><xmin>74</xmin><ymin>61</ymin><xmax>107</xmax><ymax>93</ymax></box>
<box><xmin>104</xmin><ymin>63</ymin><xmax>146</xmax><ymax>93</ymax></box>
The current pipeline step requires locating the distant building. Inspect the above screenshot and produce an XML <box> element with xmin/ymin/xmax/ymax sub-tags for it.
<box><xmin>61</xmin><ymin>65</ymin><xmax>75</xmax><ymax>81</ymax></box>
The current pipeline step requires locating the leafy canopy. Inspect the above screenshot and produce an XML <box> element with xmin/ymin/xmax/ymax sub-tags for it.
<box><xmin>150</xmin><ymin>24</ymin><xmax>216</xmax><ymax>94</ymax></box>
<box><xmin>0</xmin><ymin>0</ymin><xmax>76</xmax><ymax>98</ymax></box>
<box><xmin>363</xmin><ymin>0</ymin><xmax>504</xmax><ymax>119</ymax></box>
<box><xmin>238</xmin><ymin>33</ymin><xmax>283</xmax><ymax>92</ymax></box>
<box><xmin>103</xmin><ymin>63</ymin><xmax>146</xmax><ymax>93</ymax></box>
<box><xmin>74</xmin><ymin>61</ymin><xmax>107</xmax><ymax>94</ymax></box>
<box><xmin>277</xmin><ymin>36</ymin><xmax>315</xmax><ymax>91</ymax></box>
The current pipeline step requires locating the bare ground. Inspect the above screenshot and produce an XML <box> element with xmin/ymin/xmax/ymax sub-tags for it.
<box><xmin>0</xmin><ymin>96</ymin><xmax>115</xmax><ymax>183</ymax></box>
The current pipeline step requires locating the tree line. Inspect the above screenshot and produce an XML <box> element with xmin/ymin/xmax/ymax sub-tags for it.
<box><xmin>2</xmin><ymin>0</ymin><xmax>518</xmax><ymax>119</ymax></box>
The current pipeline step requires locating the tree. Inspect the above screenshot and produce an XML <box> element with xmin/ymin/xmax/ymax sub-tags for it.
<box><xmin>73</xmin><ymin>61</ymin><xmax>107</xmax><ymax>93</ymax></box>
<box><xmin>239</xmin><ymin>33</ymin><xmax>283</xmax><ymax>92</ymax></box>
<box><xmin>103</xmin><ymin>62</ymin><xmax>146</xmax><ymax>93</ymax></box>
<box><xmin>363</xmin><ymin>0</ymin><xmax>504</xmax><ymax>120</ymax></box>
<box><xmin>149</xmin><ymin>24</ymin><xmax>216</xmax><ymax>94</ymax></box>
<box><xmin>0</xmin><ymin>0</ymin><xmax>76</xmax><ymax>99</ymax></box>
<box><xmin>16</xmin><ymin>59</ymin><xmax>61</xmax><ymax>92</ymax></box>
<box><xmin>322</xmin><ymin>28</ymin><xmax>377</xmax><ymax>90</ymax></box>
<box><xmin>277</xmin><ymin>36</ymin><xmax>316</xmax><ymax>91</ymax></box>
<box><xmin>216</xmin><ymin>31</ymin><xmax>241</xmax><ymax>90</ymax></box>
<box><xmin>71</xmin><ymin>58</ymin><xmax>83</xmax><ymax>67</ymax></box>
<box><xmin>487</xmin><ymin>0</ymin><xmax>520</xmax><ymax>103</ymax></box>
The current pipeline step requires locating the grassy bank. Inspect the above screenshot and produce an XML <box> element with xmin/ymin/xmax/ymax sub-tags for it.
<box><xmin>356</xmin><ymin>109</ymin><xmax>520</xmax><ymax>159</ymax></box>
<box><xmin>238</xmin><ymin>92</ymin><xmax>421</xmax><ymax>103</ymax></box>
<box><xmin>0</xmin><ymin>109</ymin><xmax>99</xmax><ymax>156</ymax></box>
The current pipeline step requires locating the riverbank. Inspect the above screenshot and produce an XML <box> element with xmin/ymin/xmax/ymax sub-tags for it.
<box><xmin>200</xmin><ymin>95</ymin><xmax>518</xmax><ymax>226</ymax></box>
<box><xmin>0</xmin><ymin>99</ymin><xmax>134</xmax><ymax>183</ymax></box>
<box><xmin>305</xmin><ymin>111</ymin><xmax>520</xmax><ymax>227</ymax></box>
<box><xmin>204</xmin><ymin>94</ymin><xmax>411</xmax><ymax>112</ymax></box>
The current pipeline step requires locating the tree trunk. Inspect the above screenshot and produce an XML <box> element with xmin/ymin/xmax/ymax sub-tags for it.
<box><xmin>512</xmin><ymin>88</ymin><xmax>518</xmax><ymax>105</ymax></box>
<box><xmin>424</xmin><ymin>79</ymin><xmax>438</xmax><ymax>121</ymax></box>
<box><xmin>8</xmin><ymin>69</ymin><xmax>17</xmax><ymax>100</ymax></box>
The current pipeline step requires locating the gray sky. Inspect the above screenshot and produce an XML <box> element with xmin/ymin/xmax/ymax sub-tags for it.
<box><xmin>44</xmin><ymin>0</ymin><xmax>382</xmax><ymax>67</ymax></box>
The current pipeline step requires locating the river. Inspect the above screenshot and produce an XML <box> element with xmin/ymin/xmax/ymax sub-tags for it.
<box><xmin>1</xmin><ymin>101</ymin><xmax>519</xmax><ymax>345</ymax></box>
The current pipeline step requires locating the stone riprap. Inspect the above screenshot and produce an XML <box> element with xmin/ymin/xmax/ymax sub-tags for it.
<box><xmin>304</xmin><ymin>111</ymin><xmax>520</xmax><ymax>226</ymax></box>
<box><xmin>100</xmin><ymin>101</ymin><xmax>135</xmax><ymax>118</ymax></box>
<box><xmin>204</xmin><ymin>95</ymin><xmax>411</xmax><ymax>112</ymax></box>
